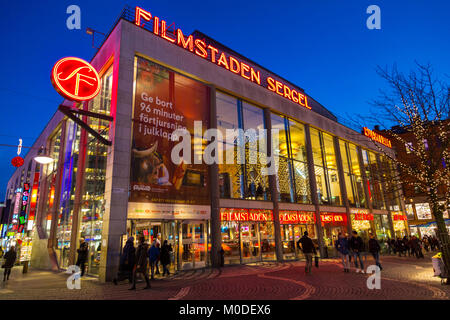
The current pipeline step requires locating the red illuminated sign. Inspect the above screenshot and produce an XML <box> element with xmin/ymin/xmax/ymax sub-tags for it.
<box><xmin>353</xmin><ymin>213</ymin><xmax>374</xmax><ymax>221</ymax></box>
<box><xmin>220</xmin><ymin>208</ymin><xmax>273</xmax><ymax>222</ymax></box>
<box><xmin>11</xmin><ymin>156</ymin><xmax>24</xmax><ymax>167</ymax></box>
<box><xmin>51</xmin><ymin>57</ymin><xmax>101</xmax><ymax>102</ymax></box>
<box><xmin>393</xmin><ymin>214</ymin><xmax>407</xmax><ymax>221</ymax></box>
<box><xmin>279</xmin><ymin>211</ymin><xmax>315</xmax><ymax>224</ymax></box>
<box><xmin>134</xmin><ymin>6</ymin><xmax>310</xmax><ymax>110</ymax></box>
<box><xmin>363</xmin><ymin>127</ymin><xmax>392</xmax><ymax>148</ymax></box>
<box><xmin>320</xmin><ymin>213</ymin><xmax>347</xmax><ymax>225</ymax></box>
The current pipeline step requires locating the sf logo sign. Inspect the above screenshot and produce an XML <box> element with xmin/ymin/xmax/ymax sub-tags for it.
<box><xmin>51</xmin><ymin>57</ymin><xmax>101</xmax><ymax>102</ymax></box>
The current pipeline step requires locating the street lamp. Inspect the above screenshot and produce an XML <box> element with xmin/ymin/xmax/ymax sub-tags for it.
<box><xmin>33</xmin><ymin>146</ymin><xmax>54</xmax><ymax>164</ymax></box>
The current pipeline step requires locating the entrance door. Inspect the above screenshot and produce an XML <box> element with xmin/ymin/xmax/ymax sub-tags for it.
<box><xmin>240</xmin><ymin>222</ymin><xmax>260</xmax><ymax>263</ymax></box>
<box><xmin>181</xmin><ymin>221</ymin><xmax>207</xmax><ymax>270</ymax></box>
<box><xmin>293</xmin><ymin>225</ymin><xmax>307</xmax><ymax>259</ymax></box>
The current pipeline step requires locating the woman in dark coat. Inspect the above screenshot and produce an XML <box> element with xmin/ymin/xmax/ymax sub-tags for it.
<box><xmin>113</xmin><ymin>237</ymin><xmax>136</xmax><ymax>285</ymax></box>
<box><xmin>160</xmin><ymin>240</ymin><xmax>172</xmax><ymax>276</ymax></box>
<box><xmin>3</xmin><ymin>246</ymin><xmax>17</xmax><ymax>281</ymax></box>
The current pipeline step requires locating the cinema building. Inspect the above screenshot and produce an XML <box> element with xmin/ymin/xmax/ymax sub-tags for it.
<box><xmin>2</xmin><ymin>7</ymin><xmax>409</xmax><ymax>281</ymax></box>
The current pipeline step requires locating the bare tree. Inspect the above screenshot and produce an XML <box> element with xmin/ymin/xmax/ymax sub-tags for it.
<box><xmin>361</xmin><ymin>63</ymin><xmax>449</xmax><ymax>282</ymax></box>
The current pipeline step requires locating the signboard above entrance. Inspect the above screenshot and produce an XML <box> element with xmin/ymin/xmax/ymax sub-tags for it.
<box><xmin>133</xmin><ymin>6</ymin><xmax>311</xmax><ymax>110</ymax></box>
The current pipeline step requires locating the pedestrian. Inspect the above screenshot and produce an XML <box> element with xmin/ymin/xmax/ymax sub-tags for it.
<box><xmin>148</xmin><ymin>241</ymin><xmax>160</xmax><ymax>280</ymax></box>
<box><xmin>403</xmin><ymin>236</ymin><xmax>410</xmax><ymax>257</ymax></box>
<box><xmin>113</xmin><ymin>237</ymin><xmax>136</xmax><ymax>285</ymax></box>
<box><xmin>2</xmin><ymin>246</ymin><xmax>16</xmax><ymax>281</ymax></box>
<box><xmin>368</xmin><ymin>233</ymin><xmax>382</xmax><ymax>270</ymax></box>
<box><xmin>410</xmin><ymin>235</ymin><xmax>418</xmax><ymax>258</ymax></box>
<box><xmin>390</xmin><ymin>238</ymin><xmax>397</xmax><ymax>255</ymax></box>
<box><xmin>76</xmin><ymin>238</ymin><xmax>88</xmax><ymax>277</ymax></box>
<box><xmin>297</xmin><ymin>231</ymin><xmax>317</xmax><ymax>274</ymax></box>
<box><xmin>335</xmin><ymin>232</ymin><xmax>350</xmax><ymax>272</ymax></box>
<box><xmin>160</xmin><ymin>240</ymin><xmax>172</xmax><ymax>276</ymax></box>
<box><xmin>349</xmin><ymin>231</ymin><xmax>365</xmax><ymax>273</ymax></box>
<box><xmin>130</xmin><ymin>236</ymin><xmax>151</xmax><ymax>290</ymax></box>
<box><xmin>395</xmin><ymin>238</ymin><xmax>404</xmax><ymax>257</ymax></box>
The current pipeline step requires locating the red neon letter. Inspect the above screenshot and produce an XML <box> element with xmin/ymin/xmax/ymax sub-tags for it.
<box><xmin>229</xmin><ymin>56</ymin><xmax>240</xmax><ymax>74</ymax></box>
<box><xmin>250</xmin><ymin>68</ymin><xmax>261</xmax><ymax>85</ymax></box>
<box><xmin>194</xmin><ymin>39</ymin><xmax>208</xmax><ymax>58</ymax></box>
<box><xmin>241</xmin><ymin>62</ymin><xmax>251</xmax><ymax>80</ymax></box>
<box><xmin>267</xmin><ymin>77</ymin><xmax>276</xmax><ymax>92</ymax></box>
<box><xmin>161</xmin><ymin>20</ymin><xmax>175</xmax><ymax>43</ymax></box>
<box><xmin>153</xmin><ymin>16</ymin><xmax>159</xmax><ymax>35</ymax></box>
<box><xmin>217</xmin><ymin>52</ymin><xmax>229</xmax><ymax>70</ymax></box>
<box><xmin>208</xmin><ymin>45</ymin><xmax>218</xmax><ymax>63</ymax></box>
<box><xmin>283</xmin><ymin>84</ymin><xmax>292</xmax><ymax>100</ymax></box>
<box><xmin>177</xmin><ymin>29</ymin><xmax>194</xmax><ymax>51</ymax></box>
<box><xmin>275</xmin><ymin>81</ymin><xmax>283</xmax><ymax>96</ymax></box>
<box><xmin>135</xmin><ymin>7</ymin><xmax>151</xmax><ymax>27</ymax></box>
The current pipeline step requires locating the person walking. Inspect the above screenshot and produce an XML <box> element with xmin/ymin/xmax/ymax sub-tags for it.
<box><xmin>395</xmin><ymin>238</ymin><xmax>405</xmax><ymax>257</ymax></box>
<box><xmin>148</xmin><ymin>241</ymin><xmax>160</xmax><ymax>280</ymax></box>
<box><xmin>130</xmin><ymin>236</ymin><xmax>151</xmax><ymax>290</ymax></box>
<box><xmin>335</xmin><ymin>232</ymin><xmax>350</xmax><ymax>272</ymax></box>
<box><xmin>76</xmin><ymin>238</ymin><xmax>88</xmax><ymax>277</ymax></box>
<box><xmin>349</xmin><ymin>231</ymin><xmax>365</xmax><ymax>273</ymax></box>
<box><xmin>297</xmin><ymin>231</ymin><xmax>317</xmax><ymax>274</ymax></box>
<box><xmin>113</xmin><ymin>237</ymin><xmax>136</xmax><ymax>285</ymax></box>
<box><xmin>368</xmin><ymin>233</ymin><xmax>382</xmax><ymax>270</ymax></box>
<box><xmin>2</xmin><ymin>246</ymin><xmax>17</xmax><ymax>281</ymax></box>
<box><xmin>160</xmin><ymin>240</ymin><xmax>172</xmax><ymax>276</ymax></box>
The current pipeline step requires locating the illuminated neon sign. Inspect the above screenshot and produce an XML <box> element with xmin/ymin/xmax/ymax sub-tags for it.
<box><xmin>220</xmin><ymin>208</ymin><xmax>273</xmax><ymax>222</ymax></box>
<box><xmin>320</xmin><ymin>213</ymin><xmax>347</xmax><ymax>224</ymax></box>
<box><xmin>363</xmin><ymin>127</ymin><xmax>392</xmax><ymax>148</ymax></box>
<box><xmin>134</xmin><ymin>6</ymin><xmax>310</xmax><ymax>110</ymax></box>
<box><xmin>279</xmin><ymin>211</ymin><xmax>315</xmax><ymax>224</ymax></box>
<box><xmin>353</xmin><ymin>213</ymin><xmax>374</xmax><ymax>221</ymax></box>
<box><xmin>51</xmin><ymin>57</ymin><xmax>101</xmax><ymax>102</ymax></box>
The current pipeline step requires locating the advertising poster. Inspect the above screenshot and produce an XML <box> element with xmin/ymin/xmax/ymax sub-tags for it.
<box><xmin>129</xmin><ymin>56</ymin><xmax>210</xmax><ymax>207</ymax></box>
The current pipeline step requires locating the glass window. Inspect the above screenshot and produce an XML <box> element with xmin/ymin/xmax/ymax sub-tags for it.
<box><xmin>310</xmin><ymin>128</ymin><xmax>341</xmax><ymax>206</ymax></box>
<box><xmin>217</xmin><ymin>93</ymin><xmax>270</xmax><ymax>201</ymax></box>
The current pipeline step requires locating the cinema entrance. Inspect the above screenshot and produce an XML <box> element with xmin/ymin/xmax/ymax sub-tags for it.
<box><xmin>279</xmin><ymin>210</ymin><xmax>317</xmax><ymax>260</ymax></box>
<box><xmin>220</xmin><ymin>208</ymin><xmax>276</xmax><ymax>265</ymax></box>
<box><xmin>127</xmin><ymin>203</ymin><xmax>211</xmax><ymax>272</ymax></box>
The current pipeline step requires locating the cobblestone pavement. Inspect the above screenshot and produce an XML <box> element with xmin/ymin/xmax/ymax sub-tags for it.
<box><xmin>0</xmin><ymin>252</ymin><xmax>448</xmax><ymax>300</ymax></box>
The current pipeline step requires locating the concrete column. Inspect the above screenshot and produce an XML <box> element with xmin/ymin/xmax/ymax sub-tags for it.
<box><xmin>304</xmin><ymin>125</ymin><xmax>325</xmax><ymax>257</ymax></box>
<box><xmin>208</xmin><ymin>85</ymin><xmax>222</xmax><ymax>268</ymax></box>
<box><xmin>98</xmin><ymin>54</ymin><xmax>131</xmax><ymax>282</ymax></box>
<box><xmin>333</xmin><ymin>137</ymin><xmax>352</xmax><ymax>234</ymax></box>
<box><xmin>263</xmin><ymin>109</ymin><xmax>283</xmax><ymax>262</ymax></box>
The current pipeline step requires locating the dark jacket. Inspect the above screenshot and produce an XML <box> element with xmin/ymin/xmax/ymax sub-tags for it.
<box><xmin>368</xmin><ymin>238</ymin><xmax>381</xmax><ymax>253</ymax></box>
<box><xmin>2</xmin><ymin>250</ymin><xmax>16</xmax><ymax>268</ymax></box>
<box><xmin>160</xmin><ymin>243</ymin><xmax>172</xmax><ymax>265</ymax></box>
<box><xmin>135</xmin><ymin>242</ymin><xmax>149</xmax><ymax>272</ymax></box>
<box><xmin>148</xmin><ymin>245</ymin><xmax>160</xmax><ymax>263</ymax></box>
<box><xmin>349</xmin><ymin>236</ymin><xmax>364</xmax><ymax>252</ymax></box>
<box><xmin>335</xmin><ymin>237</ymin><xmax>350</xmax><ymax>255</ymax></box>
<box><xmin>119</xmin><ymin>240</ymin><xmax>136</xmax><ymax>271</ymax></box>
<box><xmin>297</xmin><ymin>235</ymin><xmax>317</xmax><ymax>254</ymax></box>
<box><xmin>76</xmin><ymin>242</ymin><xmax>88</xmax><ymax>262</ymax></box>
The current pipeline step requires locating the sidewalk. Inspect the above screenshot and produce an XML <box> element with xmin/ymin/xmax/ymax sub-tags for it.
<box><xmin>0</xmin><ymin>253</ymin><xmax>448</xmax><ymax>300</ymax></box>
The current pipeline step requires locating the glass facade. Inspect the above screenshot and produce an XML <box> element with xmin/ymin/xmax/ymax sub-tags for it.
<box><xmin>362</xmin><ymin>150</ymin><xmax>385</xmax><ymax>210</ymax></box>
<box><xmin>217</xmin><ymin>92</ymin><xmax>270</xmax><ymax>200</ymax></box>
<box><xmin>271</xmin><ymin>114</ymin><xmax>310</xmax><ymax>204</ymax></box>
<box><xmin>339</xmin><ymin>140</ymin><xmax>366</xmax><ymax>208</ymax></box>
<box><xmin>310</xmin><ymin>128</ymin><xmax>341</xmax><ymax>206</ymax></box>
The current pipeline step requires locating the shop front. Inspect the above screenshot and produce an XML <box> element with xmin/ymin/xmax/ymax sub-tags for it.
<box><xmin>220</xmin><ymin>208</ymin><xmax>276</xmax><ymax>264</ymax></box>
<box><xmin>392</xmin><ymin>212</ymin><xmax>408</xmax><ymax>238</ymax></box>
<box><xmin>279</xmin><ymin>210</ymin><xmax>316</xmax><ymax>260</ymax></box>
<box><xmin>127</xmin><ymin>203</ymin><xmax>210</xmax><ymax>272</ymax></box>
<box><xmin>320</xmin><ymin>212</ymin><xmax>348</xmax><ymax>257</ymax></box>
<box><xmin>350</xmin><ymin>209</ymin><xmax>374</xmax><ymax>244</ymax></box>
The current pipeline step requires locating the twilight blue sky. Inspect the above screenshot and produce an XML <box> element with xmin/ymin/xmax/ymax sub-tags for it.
<box><xmin>0</xmin><ymin>0</ymin><xmax>449</xmax><ymax>199</ymax></box>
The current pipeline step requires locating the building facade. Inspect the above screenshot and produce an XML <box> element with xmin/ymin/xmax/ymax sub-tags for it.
<box><xmin>1</xmin><ymin>7</ymin><xmax>408</xmax><ymax>281</ymax></box>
